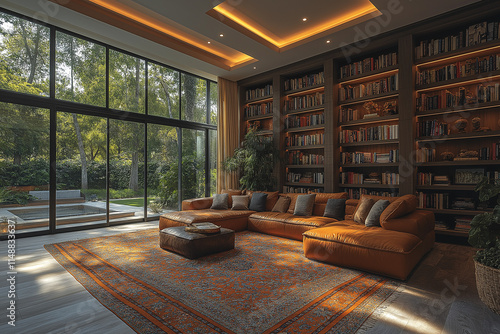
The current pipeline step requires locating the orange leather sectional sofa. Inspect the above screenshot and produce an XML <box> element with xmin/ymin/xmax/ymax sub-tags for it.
<box><xmin>159</xmin><ymin>191</ymin><xmax>435</xmax><ymax>280</ymax></box>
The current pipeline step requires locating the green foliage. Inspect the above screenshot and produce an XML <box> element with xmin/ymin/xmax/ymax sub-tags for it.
<box><xmin>469</xmin><ymin>177</ymin><xmax>500</xmax><ymax>268</ymax></box>
<box><xmin>0</xmin><ymin>159</ymin><xmax>49</xmax><ymax>187</ymax></box>
<box><xmin>0</xmin><ymin>187</ymin><xmax>34</xmax><ymax>205</ymax></box>
<box><xmin>474</xmin><ymin>241</ymin><xmax>500</xmax><ymax>269</ymax></box>
<box><xmin>222</xmin><ymin>130</ymin><xmax>277</xmax><ymax>191</ymax></box>
<box><xmin>148</xmin><ymin>197</ymin><xmax>165</xmax><ymax>213</ymax></box>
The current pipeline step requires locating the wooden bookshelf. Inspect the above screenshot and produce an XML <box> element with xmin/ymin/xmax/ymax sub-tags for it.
<box><xmin>338</xmin><ymin>91</ymin><xmax>399</xmax><ymax>107</ymax></box>
<box><xmin>339</xmin><ymin>115</ymin><xmax>399</xmax><ymax>127</ymax></box>
<box><xmin>340</xmin><ymin>184</ymin><xmax>400</xmax><ymax>189</ymax></box>
<box><xmin>340</xmin><ymin>139</ymin><xmax>399</xmax><ymax>147</ymax></box>
<box><xmin>341</xmin><ymin>163</ymin><xmax>399</xmax><ymax>168</ymax></box>
<box><xmin>286</xmin><ymin>165</ymin><xmax>325</xmax><ymax>169</ymax></box>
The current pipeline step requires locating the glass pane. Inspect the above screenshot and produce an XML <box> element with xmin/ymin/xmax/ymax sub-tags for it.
<box><xmin>0</xmin><ymin>102</ymin><xmax>49</xmax><ymax>235</ymax></box>
<box><xmin>0</xmin><ymin>13</ymin><xmax>49</xmax><ymax>96</ymax></box>
<box><xmin>56</xmin><ymin>112</ymin><xmax>107</xmax><ymax>229</ymax></box>
<box><xmin>56</xmin><ymin>32</ymin><xmax>106</xmax><ymax>107</ymax></box>
<box><xmin>147</xmin><ymin>124</ymin><xmax>179</xmax><ymax>215</ymax></box>
<box><xmin>109</xmin><ymin>119</ymin><xmax>145</xmax><ymax>223</ymax></box>
<box><xmin>182</xmin><ymin>129</ymin><xmax>205</xmax><ymax>200</ymax></box>
<box><xmin>209</xmin><ymin>81</ymin><xmax>218</xmax><ymax>125</ymax></box>
<box><xmin>181</xmin><ymin>73</ymin><xmax>206</xmax><ymax>123</ymax></box>
<box><xmin>209</xmin><ymin>130</ymin><xmax>217</xmax><ymax>196</ymax></box>
<box><xmin>148</xmin><ymin>63</ymin><xmax>180</xmax><ymax>119</ymax></box>
<box><xmin>109</xmin><ymin>50</ymin><xmax>145</xmax><ymax>113</ymax></box>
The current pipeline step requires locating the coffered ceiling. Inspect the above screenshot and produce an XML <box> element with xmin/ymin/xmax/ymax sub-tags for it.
<box><xmin>1</xmin><ymin>0</ymin><xmax>481</xmax><ymax>81</ymax></box>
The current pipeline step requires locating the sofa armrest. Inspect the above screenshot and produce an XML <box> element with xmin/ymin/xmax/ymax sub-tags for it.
<box><xmin>182</xmin><ymin>197</ymin><xmax>213</xmax><ymax>211</ymax></box>
<box><xmin>381</xmin><ymin>210</ymin><xmax>435</xmax><ymax>239</ymax></box>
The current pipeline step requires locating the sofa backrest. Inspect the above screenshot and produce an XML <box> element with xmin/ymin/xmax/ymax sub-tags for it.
<box><xmin>346</xmin><ymin>194</ymin><xmax>419</xmax><ymax>225</ymax></box>
<box><xmin>281</xmin><ymin>192</ymin><xmax>348</xmax><ymax>216</ymax></box>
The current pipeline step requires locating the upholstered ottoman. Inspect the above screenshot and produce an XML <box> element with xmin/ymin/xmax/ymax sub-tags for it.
<box><xmin>159</xmin><ymin>226</ymin><xmax>235</xmax><ymax>259</ymax></box>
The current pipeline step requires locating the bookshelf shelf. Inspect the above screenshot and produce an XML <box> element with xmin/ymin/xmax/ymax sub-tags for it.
<box><xmin>415</xmin><ymin>39</ymin><xmax>500</xmax><ymax>66</ymax></box>
<box><xmin>415</xmin><ymin>70</ymin><xmax>500</xmax><ymax>92</ymax></box>
<box><xmin>284</xmin><ymin>105</ymin><xmax>324</xmax><ymax>116</ymax></box>
<box><xmin>339</xmin><ymin>115</ymin><xmax>399</xmax><ymax>127</ymax></box>
<box><xmin>254</xmin><ymin>130</ymin><xmax>273</xmax><ymax>136</ymax></box>
<box><xmin>245</xmin><ymin>113</ymin><xmax>273</xmax><ymax>121</ymax></box>
<box><xmin>419</xmin><ymin>208</ymin><xmax>491</xmax><ymax>215</ymax></box>
<box><xmin>417</xmin><ymin>130</ymin><xmax>500</xmax><ymax>142</ymax></box>
<box><xmin>284</xmin><ymin>84</ymin><xmax>324</xmax><ymax>96</ymax></box>
<box><xmin>416</xmin><ymin>185</ymin><xmax>476</xmax><ymax>191</ymax></box>
<box><xmin>340</xmin><ymin>139</ymin><xmax>399</xmax><ymax>147</ymax></box>
<box><xmin>341</xmin><ymin>163</ymin><xmax>400</xmax><ymax>168</ymax></box>
<box><xmin>244</xmin><ymin>95</ymin><xmax>273</xmax><ymax>105</ymax></box>
<box><xmin>286</xmin><ymin>165</ymin><xmax>325</xmax><ymax>169</ymax></box>
<box><xmin>284</xmin><ymin>182</ymin><xmax>324</xmax><ymax>187</ymax></box>
<box><xmin>285</xmin><ymin>125</ymin><xmax>325</xmax><ymax>133</ymax></box>
<box><xmin>338</xmin><ymin>91</ymin><xmax>399</xmax><ymax>107</ymax></box>
<box><xmin>415</xmin><ymin>100</ymin><xmax>500</xmax><ymax>117</ymax></box>
<box><xmin>418</xmin><ymin>160</ymin><xmax>500</xmax><ymax>166</ymax></box>
<box><xmin>340</xmin><ymin>184</ymin><xmax>400</xmax><ymax>189</ymax></box>
<box><xmin>434</xmin><ymin>227</ymin><xmax>468</xmax><ymax>237</ymax></box>
<box><xmin>338</xmin><ymin>66</ymin><xmax>399</xmax><ymax>84</ymax></box>
<box><xmin>285</xmin><ymin>145</ymin><xmax>324</xmax><ymax>151</ymax></box>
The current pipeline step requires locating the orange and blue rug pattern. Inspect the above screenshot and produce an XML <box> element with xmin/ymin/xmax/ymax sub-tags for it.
<box><xmin>45</xmin><ymin>229</ymin><xmax>399</xmax><ymax>333</ymax></box>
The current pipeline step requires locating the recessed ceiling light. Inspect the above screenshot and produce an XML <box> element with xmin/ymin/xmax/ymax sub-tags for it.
<box><xmin>207</xmin><ymin>41</ymin><xmax>211</xmax><ymax>44</ymax></box>
<box><xmin>302</xmin><ymin>18</ymin><xmax>307</xmax><ymax>22</ymax></box>
<box><xmin>219</xmin><ymin>33</ymin><xmax>224</xmax><ymax>37</ymax></box>
<box><xmin>326</xmin><ymin>40</ymin><xmax>331</xmax><ymax>44</ymax></box>
<box><xmin>253</xmin><ymin>66</ymin><xmax>257</xmax><ymax>70</ymax></box>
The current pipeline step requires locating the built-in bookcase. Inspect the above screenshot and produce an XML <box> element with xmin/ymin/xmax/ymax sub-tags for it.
<box><xmin>241</xmin><ymin>83</ymin><xmax>274</xmax><ymax>138</ymax></box>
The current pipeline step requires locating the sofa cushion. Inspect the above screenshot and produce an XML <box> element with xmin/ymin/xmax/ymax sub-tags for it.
<box><xmin>221</xmin><ymin>189</ymin><xmax>243</xmax><ymax>207</ymax></box>
<box><xmin>159</xmin><ymin>209</ymin><xmax>255</xmax><ymax>232</ymax></box>
<box><xmin>211</xmin><ymin>193</ymin><xmax>229</xmax><ymax>210</ymax></box>
<box><xmin>323</xmin><ymin>198</ymin><xmax>346</xmax><ymax>220</ymax></box>
<box><xmin>249</xmin><ymin>192</ymin><xmax>268</xmax><ymax>212</ymax></box>
<box><xmin>311</xmin><ymin>192</ymin><xmax>349</xmax><ymax>216</ymax></box>
<box><xmin>247</xmin><ymin>191</ymin><xmax>279</xmax><ymax>211</ymax></box>
<box><xmin>231</xmin><ymin>195</ymin><xmax>250</xmax><ymax>210</ymax></box>
<box><xmin>353</xmin><ymin>197</ymin><xmax>375</xmax><ymax>224</ymax></box>
<box><xmin>294</xmin><ymin>194</ymin><xmax>316</xmax><ymax>216</ymax></box>
<box><xmin>365</xmin><ymin>200</ymin><xmax>390</xmax><ymax>227</ymax></box>
<box><xmin>380</xmin><ymin>195</ymin><xmax>418</xmax><ymax>223</ymax></box>
<box><xmin>272</xmin><ymin>196</ymin><xmax>291</xmax><ymax>213</ymax></box>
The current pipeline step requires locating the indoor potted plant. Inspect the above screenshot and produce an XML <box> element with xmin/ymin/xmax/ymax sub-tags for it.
<box><xmin>222</xmin><ymin>129</ymin><xmax>277</xmax><ymax>191</ymax></box>
<box><xmin>468</xmin><ymin>177</ymin><xmax>500</xmax><ymax>315</ymax></box>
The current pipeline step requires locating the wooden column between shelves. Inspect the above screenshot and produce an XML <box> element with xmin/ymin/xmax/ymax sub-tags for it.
<box><xmin>272</xmin><ymin>74</ymin><xmax>284</xmax><ymax>192</ymax></box>
<box><xmin>398</xmin><ymin>34</ymin><xmax>416</xmax><ymax>195</ymax></box>
<box><xmin>324</xmin><ymin>60</ymin><xmax>335</xmax><ymax>193</ymax></box>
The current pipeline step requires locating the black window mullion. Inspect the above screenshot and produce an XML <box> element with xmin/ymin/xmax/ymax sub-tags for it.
<box><xmin>205</xmin><ymin>129</ymin><xmax>210</xmax><ymax>197</ymax></box>
<box><xmin>178</xmin><ymin>128</ymin><xmax>183</xmax><ymax>210</ymax></box>
<box><xmin>49</xmin><ymin>25</ymin><xmax>56</xmax><ymax>234</ymax></box>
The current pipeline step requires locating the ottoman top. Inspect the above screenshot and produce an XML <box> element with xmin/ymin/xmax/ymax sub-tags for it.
<box><xmin>160</xmin><ymin>226</ymin><xmax>234</xmax><ymax>241</ymax></box>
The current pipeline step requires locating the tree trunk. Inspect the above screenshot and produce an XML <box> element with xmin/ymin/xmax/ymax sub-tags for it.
<box><xmin>183</xmin><ymin>75</ymin><xmax>196</xmax><ymax>121</ymax></box>
<box><xmin>129</xmin><ymin>151</ymin><xmax>139</xmax><ymax>192</ymax></box>
<box><xmin>72</xmin><ymin>114</ymin><xmax>88</xmax><ymax>190</ymax></box>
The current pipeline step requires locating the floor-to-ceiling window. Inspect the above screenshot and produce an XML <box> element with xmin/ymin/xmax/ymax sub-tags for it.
<box><xmin>0</xmin><ymin>9</ymin><xmax>217</xmax><ymax>238</ymax></box>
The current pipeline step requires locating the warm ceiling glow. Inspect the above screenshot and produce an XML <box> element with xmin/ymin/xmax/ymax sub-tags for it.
<box><xmin>220</xmin><ymin>33</ymin><xmax>224</xmax><ymax>37</ymax></box>
<box><xmin>87</xmin><ymin>0</ymin><xmax>254</xmax><ymax>68</ymax></box>
<box><xmin>211</xmin><ymin>2</ymin><xmax>379</xmax><ymax>50</ymax></box>
<box><xmin>326</xmin><ymin>40</ymin><xmax>331</xmax><ymax>43</ymax></box>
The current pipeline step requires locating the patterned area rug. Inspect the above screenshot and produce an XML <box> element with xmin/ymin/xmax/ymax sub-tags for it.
<box><xmin>45</xmin><ymin>229</ymin><xmax>400</xmax><ymax>334</ymax></box>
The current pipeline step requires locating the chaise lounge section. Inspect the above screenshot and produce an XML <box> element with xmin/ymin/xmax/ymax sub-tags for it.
<box><xmin>159</xmin><ymin>191</ymin><xmax>434</xmax><ymax>280</ymax></box>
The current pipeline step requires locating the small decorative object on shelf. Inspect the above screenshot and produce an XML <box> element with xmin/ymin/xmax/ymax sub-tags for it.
<box><xmin>248</xmin><ymin>121</ymin><xmax>261</xmax><ymax>131</ymax></box>
<box><xmin>440</xmin><ymin>151</ymin><xmax>455</xmax><ymax>161</ymax></box>
<box><xmin>454</xmin><ymin>149</ymin><xmax>479</xmax><ymax>161</ymax></box>
<box><xmin>472</xmin><ymin>117</ymin><xmax>491</xmax><ymax>132</ymax></box>
<box><xmin>363</xmin><ymin>100</ymin><xmax>380</xmax><ymax>116</ymax></box>
<box><xmin>382</xmin><ymin>100</ymin><xmax>398</xmax><ymax>115</ymax></box>
<box><xmin>455</xmin><ymin>168</ymin><xmax>484</xmax><ymax>185</ymax></box>
<box><xmin>454</xmin><ymin>117</ymin><xmax>468</xmax><ymax>133</ymax></box>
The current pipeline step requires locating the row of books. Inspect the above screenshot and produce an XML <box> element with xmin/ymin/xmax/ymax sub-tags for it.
<box><xmin>417</xmin><ymin>173</ymin><xmax>451</xmax><ymax>186</ymax></box>
<box><xmin>340</xmin><ymin>172</ymin><xmax>400</xmax><ymax>185</ymax></box>
<box><xmin>479</xmin><ymin>144</ymin><xmax>500</xmax><ymax>160</ymax></box>
<box><xmin>284</xmin><ymin>92</ymin><xmax>325</xmax><ymax>112</ymax></box>
<box><xmin>286</xmin><ymin>133</ymin><xmax>324</xmax><ymax>147</ymax></box>
<box><xmin>339</xmin><ymin>125</ymin><xmax>399</xmax><ymax>144</ymax></box>
<box><xmin>343</xmin><ymin>188</ymin><xmax>399</xmax><ymax>200</ymax></box>
<box><xmin>285</xmin><ymin>113</ymin><xmax>324</xmax><ymax>129</ymax></box>
<box><xmin>282</xmin><ymin>186</ymin><xmax>324</xmax><ymax>194</ymax></box>
<box><xmin>416</xmin><ymin>148</ymin><xmax>436</xmax><ymax>162</ymax></box>
<box><xmin>287</xmin><ymin>152</ymin><xmax>324</xmax><ymax>165</ymax></box>
<box><xmin>416</xmin><ymin>54</ymin><xmax>500</xmax><ymax>86</ymax></box>
<box><xmin>286</xmin><ymin>172</ymin><xmax>324</xmax><ymax>184</ymax></box>
<box><xmin>244</xmin><ymin>102</ymin><xmax>273</xmax><ymax>118</ymax></box>
<box><xmin>339</xmin><ymin>52</ymin><xmax>398</xmax><ymax>79</ymax></box>
<box><xmin>416</xmin><ymin>120</ymin><xmax>450</xmax><ymax>138</ymax></box>
<box><xmin>415</xmin><ymin>21</ymin><xmax>500</xmax><ymax>59</ymax></box>
<box><xmin>416</xmin><ymin>84</ymin><xmax>500</xmax><ymax>112</ymax></box>
<box><xmin>245</xmin><ymin>84</ymin><xmax>272</xmax><ymax>101</ymax></box>
<box><xmin>417</xmin><ymin>192</ymin><xmax>450</xmax><ymax>209</ymax></box>
<box><xmin>339</xmin><ymin>74</ymin><xmax>398</xmax><ymax>101</ymax></box>
<box><xmin>284</xmin><ymin>72</ymin><xmax>325</xmax><ymax>91</ymax></box>
<box><xmin>341</xmin><ymin>150</ymin><xmax>399</xmax><ymax>164</ymax></box>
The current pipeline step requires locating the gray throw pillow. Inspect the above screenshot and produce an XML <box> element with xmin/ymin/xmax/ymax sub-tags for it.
<box><xmin>210</xmin><ymin>193</ymin><xmax>229</xmax><ymax>210</ymax></box>
<box><xmin>294</xmin><ymin>194</ymin><xmax>316</xmax><ymax>216</ymax></box>
<box><xmin>365</xmin><ymin>200</ymin><xmax>390</xmax><ymax>227</ymax></box>
<box><xmin>249</xmin><ymin>192</ymin><xmax>268</xmax><ymax>211</ymax></box>
<box><xmin>323</xmin><ymin>198</ymin><xmax>346</xmax><ymax>220</ymax></box>
<box><xmin>231</xmin><ymin>195</ymin><xmax>250</xmax><ymax>210</ymax></box>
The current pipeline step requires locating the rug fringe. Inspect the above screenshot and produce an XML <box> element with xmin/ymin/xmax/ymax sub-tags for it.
<box><xmin>356</xmin><ymin>283</ymin><xmax>406</xmax><ymax>333</ymax></box>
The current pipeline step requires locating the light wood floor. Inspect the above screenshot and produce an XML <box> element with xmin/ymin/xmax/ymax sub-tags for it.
<box><xmin>1</xmin><ymin>222</ymin><xmax>499</xmax><ymax>334</ymax></box>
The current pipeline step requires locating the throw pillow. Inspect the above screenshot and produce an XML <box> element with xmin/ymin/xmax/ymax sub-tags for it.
<box><xmin>231</xmin><ymin>195</ymin><xmax>250</xmax><ymax>210</ymax></box>
<box><xmin>353</xmin><ymin>197</ymin><xmax>375</xmax><ymax>224</ymax></box>
<box><xmin>365</xmin><ymin>200</ymin><xmax>390</xmax><ymax>227</ymax></box>
<box><xmin>249</xmin><ymin>192</ymin><xmax>268</xmax><ymax>212</ymax></box>
<box><xmin>294</xmin><ymin>194</ymin><xmax>316</xmax><ymax>216</ymax></box>
<box><xmin>210</xmin><ymin>193</ymin><xmax>229</xmax><ymax>210</ymax></box>
<box><xmin>272</xmin><ymin>196</ymin><xmax>291</xmax><ymax>213</ymax></box>
<box><xmin>221</xmin><ymin>189</ymin><xmax>243</xmax><ymax>207</ymax></box>
<box><xmin>323</xmin><ymin>198</ymin><xmax>346</xmax><ymax>220</ymax></box>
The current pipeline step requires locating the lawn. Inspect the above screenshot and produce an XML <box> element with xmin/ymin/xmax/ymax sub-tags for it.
<box><xmin>109</xmin><ymin>197</ymin><xmax>154</xmax><ymax>207</ymax></box>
